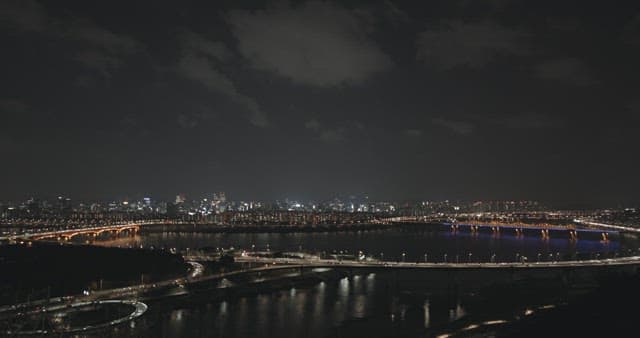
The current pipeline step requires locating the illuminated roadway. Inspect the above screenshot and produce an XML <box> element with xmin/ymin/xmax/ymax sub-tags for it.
<box><xmin>2</xmin><ymin>299</ymin><xmax>147</xmax><ymax>336</ymax></box>
<box><xmin>6</xmin><ymin>248</ymin><xmax>640</xmax><ymax>317</ymax></box>
<box><xmin>233</xmin><ymin>255</ymin><xmax>640</xmax><ymax>270</ymax></box>
<box><xmin>6</xmin><ymin>253</ymin><xmax>640</xmax><ymax>315</ymax></box>
<box><xmin>574</xmin><ymin>218</ymin><xmax>640</xmax><ymax>233</ymax></box>
<box><xmin>0</xmin><ymin>222</ymin><xmax>159</xmax><ymax>242</ymax></box>
<box><xmin>3</xmin><ymin>252</ymin><xmax>640</xmax><ymax>334</ymax></box>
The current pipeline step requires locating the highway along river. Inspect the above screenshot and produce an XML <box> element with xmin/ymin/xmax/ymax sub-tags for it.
<box><xmin>77</xmin><ymin>225</ymin><xmax>640</xmax><ymax>337</ymax></box>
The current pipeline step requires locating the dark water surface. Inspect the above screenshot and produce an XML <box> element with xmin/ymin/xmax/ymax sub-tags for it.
<box><xmin>89</xmin><ymin>228</ymin><xmax>635</xmax><ymax>337</ymax></box>
<box><xmin>102</xmin><ymin>227</ymin><xmax>624</xmax><ymax>262</ymax></box>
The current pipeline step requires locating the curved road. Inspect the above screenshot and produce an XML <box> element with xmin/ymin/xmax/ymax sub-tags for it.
<box><xmin>3</xmin><ymin>299</ymin><xmax>147</xmax><ymax>336</ymax></box>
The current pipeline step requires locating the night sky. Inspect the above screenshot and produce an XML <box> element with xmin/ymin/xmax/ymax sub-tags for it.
<box><xmin>1</xmin><ymin>0</ymin><xmax>639</xmax><ymax>206</ymax></box>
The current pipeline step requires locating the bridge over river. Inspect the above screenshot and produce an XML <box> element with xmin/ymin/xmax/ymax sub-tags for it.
<box><xmin>1</xmin><ymin>217</ymin><xmax>633</xmax><ymax>243</ymax></box>
<box><xmin>388</xmin><ymin>216</ymin><xmax>621</xmax><ymax>241</ymax></box>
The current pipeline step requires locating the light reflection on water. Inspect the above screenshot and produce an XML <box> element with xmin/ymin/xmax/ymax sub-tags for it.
<box><xmin>127</xmin><ymin>273</ymin><xmax>463</xmax><ymax>338</ymax></box>
<box><xmin>99</xmin><ymin>227</ymin><xmax>624</xmax><ymax>263</ymax></box>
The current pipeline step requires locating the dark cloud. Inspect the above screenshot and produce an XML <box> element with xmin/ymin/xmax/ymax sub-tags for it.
<box><xmin>304</xmin><ymin>119</ymin><xmax>344</xmax><ymax>143</ymax></box>
<box><xmin>0</xmin><ymin>0</ymin><xmax>141</xmax><ymax>80</ymax></box>
<box><xmin>120</xmin><ymin>115</ymin><xmax>138</xmax><ymax>128</ymax></box>
<box><xmin>61</xmin><ymin>18</ymin><xmax>140</xmax><ymax>54</ymax></box>
<box><xmin>304</xmin><ymin>119</ymin><xmax>321</xmax><ymax>132</ymax></box>
<box><xmin>73</xmin><ymin>50</ymin><xmax>122</xmax><ymax>80</ymax></box>
<box><xmin>177</xmin><ymin>50</ymin><xmax>268</xmax><ymax>128</ymax></box>
<box><xmin>545</xmin><ymin>17</ymin><xmax>581</xmax><ymax>32</ymax></box>
<box><xmin>495</xmin><ymin>112</ymin><xmax>563</xmax><ymax>129</ymax></box>
<box><xmin>304</xmin><ymin>119</ymin><xmax>364</xmax><ymax>144</ymax></box>
<box><xmin>180</xmin><ymin>30</ymin><xmax>233</xmax><ymax>62</ymax></box>
<box><xmin>226</xmin><ymin>1</ymin><xmax>393</xmax><ymax>87</ymax></box>
<box><xmin>0</xmin><ymin>0</ymin><xmax>47</xmax><ymax>32</ymax></box>
<box><xmin>176</xmin><ymin>109</ymin><xmax>215</xmax><ymax>129</ymax></box>
<box><xmin>628</xmin><ymin>99</ymin><xmax>640</xmax><ymax>110</ymax></box>
<box><xmin>533</xmin><ymin>58</ymin><xmax>597</xmax><ymax>86</ymax></box>
<box><xmin>0</xmin><ymin>98</ymin><xmax>30</xmax><ymax>115</ymax></box>
<box><xmin>416</xmin><ymin>20</ymin><xmax>527</xmax><ymax>70</ymax></box>
<box><xmin>404</xmin><ymin>129</ymin><xmax>422</xmax><ymax>137</ymax></box>
<box><xmin>622</xmin><ymin>14</ymin><xmax>640</xmax><ymax>45</ymax></box>
<box><xmin>318</xmin><ymin>128</ymin><xmax>346</xmax><ymax>143</ymax></box>
<box><xmin>1</xmin><ymin>1</ymin><xmax>140</xmax><ymax>52</ymax></box>
<box><xmin>177</xmin><ymin>114</ymin><xmax>198</xmax><ymax>129</ymax></box>
<box><xmin>1</xmin><ymin>1</ymin><xmax>639</xmax><ymax>205</ymax></box>
<box><xmin>432</xmin><ymin>117</ymin><xmax>475</xmax><ymax>135</ymax></box>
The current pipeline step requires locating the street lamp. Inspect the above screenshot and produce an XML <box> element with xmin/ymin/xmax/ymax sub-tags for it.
<box><xmin>402</xmin><ymin>252</ymin><xmax>406</xmax><ymax>262</ymax></box>
<box><xmin>424</xmin><ymin>253</ymin><xmax>428</xmax><ymax>263</ymax></box>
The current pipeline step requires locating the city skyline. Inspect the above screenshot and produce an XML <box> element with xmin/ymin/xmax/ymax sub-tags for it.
<box><xmin>0</xmin><ymin>190</ymin><xmax>636</xmax><ymax>210</ymax></box>
<box><xmin>1</xmin><ymin>1</ymin><xmax>639</xmax><ymax>205</ymax></box>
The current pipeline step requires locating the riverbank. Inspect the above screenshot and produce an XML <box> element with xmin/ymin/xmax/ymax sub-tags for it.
<box><xmin>0</xmin><ymin>243</ymin><xmax>188</xmax><ymax>305</ymax></box>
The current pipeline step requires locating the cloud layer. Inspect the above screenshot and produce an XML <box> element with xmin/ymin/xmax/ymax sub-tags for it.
<box><xmin>178</xmin><ymin>31</ymin><xmax>268</xmax><ymax>128</ymax></box>
<box><xmin>534</xmin><ymin>58</ymin><xmax>597</xmax><ymax>86</ymax></box>
<box><xmin>432</xmin><ymin>117</ymin><xmax>475</xmax><ymax>135</ymax></box>
<box><xmin>226</xmin><ymin>1</ymin><xmax>393</xmax><ymax>87</ymax></box>
<box><xmin>0</xmin><ymin>0</ymin><xmax>141</xmax><ymax>79</ymax></box>
<box><xmin>416</xmin><ymin>20</ymin><xmax>526</xmax><ymax>70</ymax></box>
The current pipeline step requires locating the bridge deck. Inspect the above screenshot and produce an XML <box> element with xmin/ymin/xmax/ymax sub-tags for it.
<box><xmin>234</xmin><ymin>256</ymin><xmax>640</xmax><ymax>270</ymax></box>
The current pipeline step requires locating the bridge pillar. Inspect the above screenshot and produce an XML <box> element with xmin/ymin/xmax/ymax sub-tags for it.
<box><xmin>541</xmin><ymin>229</ymin><xmax>549</xmax><ymax>239</ymax></box>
